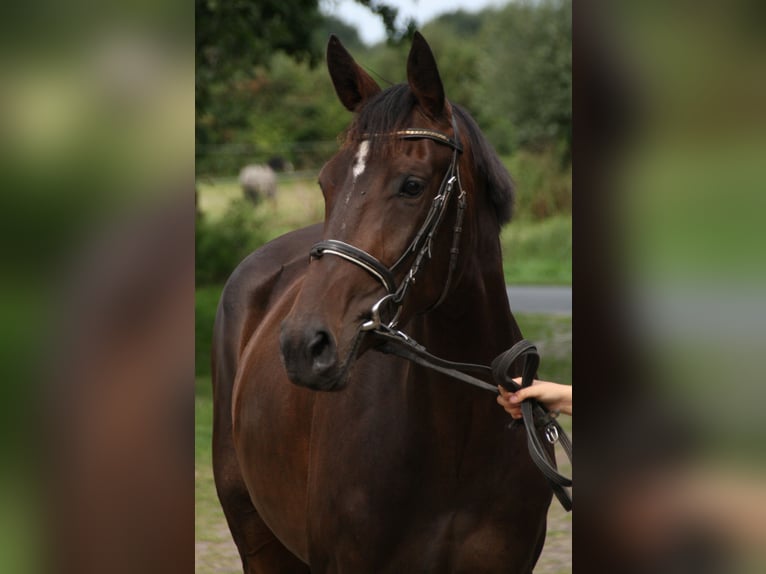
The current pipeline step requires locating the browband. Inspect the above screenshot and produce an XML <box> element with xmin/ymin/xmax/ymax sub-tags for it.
<box><xmin>360</xmin><ymin>128</ymin><xmax>463</xmax><ymax>154</ymax></box>
<box><xmin>393</xmin><ymin>129</ymin><xmax>463</xmax><ymax>153</ymax></box>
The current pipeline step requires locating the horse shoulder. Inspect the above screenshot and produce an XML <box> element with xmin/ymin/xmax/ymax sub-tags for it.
<box><xmin>214</xmin><ymin>223</ymin><xmax>322</xmax><ymax>369</ymax></box>
<box><xmin>212</xmin><ymin>226</ymin><xmax>319</xmax><ymax>574</ymax></box>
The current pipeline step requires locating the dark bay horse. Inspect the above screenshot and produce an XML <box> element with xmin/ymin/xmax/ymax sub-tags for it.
<box><xmin>212</xmin><ymin>33</ymin><xmax>553</xmax><ymax>573</ymax></box>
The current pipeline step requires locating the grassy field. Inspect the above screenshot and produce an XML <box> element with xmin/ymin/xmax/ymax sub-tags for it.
<box><xmin>501</xmin><ymin>215</ymin><xmax>572</xmax><ymax>285</ymax></box>
<box><xmin>197</xmin><ymin>175</ymin><xmax>324</xmax><ymax>241</ymax></box>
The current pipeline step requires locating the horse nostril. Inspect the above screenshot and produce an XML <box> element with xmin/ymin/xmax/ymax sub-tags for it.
<box><xmin>280</xmin><ymin>321</ymin><xmax>340</xmax><ymax>386</ymax></box>
<box><xmin>307</xmin><ymin>329</ymin><xmax>336</xmax><ymax>372</ymax></box>
<box><xmin>309</xmin><ymin>331</ymin><xmax>329</xmax><ymax>358</ymax></box>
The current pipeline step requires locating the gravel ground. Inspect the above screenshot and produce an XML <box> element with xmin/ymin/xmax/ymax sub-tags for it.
<box><xmin>533</xmin><ymin>444</ymin><xmax>573</xmax><ymax>574</ymax></box>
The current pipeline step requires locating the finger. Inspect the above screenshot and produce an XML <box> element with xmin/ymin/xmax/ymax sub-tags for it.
<box><xmin>511</xmin><ymin>388</ymin><xmax>533</xmax><ymax>403</ymax></box>
<box><xmin>497</xmin><ymin>397</ymin><xmax>514</xmax><ymax>411</ymax></box>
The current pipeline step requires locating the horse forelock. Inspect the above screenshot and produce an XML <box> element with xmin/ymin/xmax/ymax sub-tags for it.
<box><xmin>342</xmin><ymin>84</ymin><xmax>414</xmax><ymax>156</ymax></box>
<box><xmin>341</xmin><ymin>86</ymin><xmax>514</xmax><ymax>226</ymax></box>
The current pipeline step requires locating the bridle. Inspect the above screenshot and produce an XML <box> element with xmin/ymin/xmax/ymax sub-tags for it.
<box><xmin>308</xmin><ymin>114</ymin><xmax>573</xmax><ymax>511</ymax></box>
<box><xmin>310</xmin><ymin>115</ymin><xmax>466</xmax><ymax>330</ymax></box>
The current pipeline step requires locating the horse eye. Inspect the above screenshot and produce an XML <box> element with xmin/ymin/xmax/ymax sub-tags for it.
<box><xmin>400</xmin><ymin>178</ymin><xmax>425</xmax><ymax>198</ymax></box>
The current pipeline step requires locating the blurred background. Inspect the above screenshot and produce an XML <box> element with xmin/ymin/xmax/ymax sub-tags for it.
<box><xmin>1</xmin><ymin>0</ymin><xmax>764</xmax><ymax>572</ymax></box>
<box><xmin>574</xmin><ymin>1</ymin><xmax>766</xmax><ymax>572</ymax></box>
<box><xmin>0</xmin><ymin>0</ymin><xmax>194</xmax><ymax>573</ymax></box>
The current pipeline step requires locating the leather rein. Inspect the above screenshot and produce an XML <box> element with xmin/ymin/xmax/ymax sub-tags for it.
<box><xmin>308</xmin><ymin>117</ymin><xmax>573</xmax><ymax>511</ymax></box>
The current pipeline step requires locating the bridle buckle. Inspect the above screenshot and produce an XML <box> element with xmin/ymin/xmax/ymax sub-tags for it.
<box><xmin>544</xmin><ymin>423</ymin><xmax>560</xmax><ymax>444</ymax></box>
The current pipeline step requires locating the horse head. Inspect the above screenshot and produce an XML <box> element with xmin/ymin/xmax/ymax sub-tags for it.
<box><xmin>280</xmin><ymin>33</ymin><xmax>513</xmax><ymax>391</ymax></box>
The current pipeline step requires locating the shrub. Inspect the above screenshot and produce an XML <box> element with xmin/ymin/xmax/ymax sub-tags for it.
<box><xmin>195</xmin><ymin>199</ymin><xmax>269</xmax><ymax>285</ymax></box>
<box><xmin>195</xmin><ymin>285</ymin><xmax>222</xmax><ymax>377</ymax></box>
<box><xmin>505</xmin><ymin>150</ymin><xmax>572</xmax><ymax>221</ymax></box>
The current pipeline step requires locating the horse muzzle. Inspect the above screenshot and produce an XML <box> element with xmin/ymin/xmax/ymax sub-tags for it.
<box><xmin>279</xmin><ymin>319</ymin><xmax>346</xmax><ymax>391</ymax></box>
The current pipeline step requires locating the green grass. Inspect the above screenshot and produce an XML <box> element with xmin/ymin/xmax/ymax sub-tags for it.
<box><xmin>197</xmin><ymin>175</ymin><xmax>324</xmax><ymax>238</ymax></box>
<box><xmin>196</xmin><ymin>285</ymin><xmax>223</xmax><ymax>377</ymax></box>
<box><xmin>501</xmin><ymin>215</ymin><xmax>572</xmax><ymax>285</ymax></box>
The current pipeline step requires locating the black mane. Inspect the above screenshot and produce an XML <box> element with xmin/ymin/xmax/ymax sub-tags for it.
<box><xmin>453</xmin><ymin>104</ymin><xmax>514</xmax><ymax>225</ymax></box>
<box><xmin>344</xmin><ymin>84</ymin><xmax>514</xmax><ymax>225</ymax></box>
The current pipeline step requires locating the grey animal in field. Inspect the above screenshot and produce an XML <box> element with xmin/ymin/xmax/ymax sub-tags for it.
<box><xmin>267</xmin><ymin>156</ymin><xmax>294</xmax><ymax>173</ymax></box>
<box><xmin>239</xmin><ymin>164</ymin><xmax>276</xmax><ymax>205</ymax></box>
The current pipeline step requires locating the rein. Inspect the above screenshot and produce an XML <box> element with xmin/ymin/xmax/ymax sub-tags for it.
<box><xmin>372</xmin><ymin>325</ymin><xmax>573</xmax><ymax>511</ymax></box>
<box><xmin>309</xmin><ymin>115</ymin><xmax>573</xmax><ymax>511</ymax></box>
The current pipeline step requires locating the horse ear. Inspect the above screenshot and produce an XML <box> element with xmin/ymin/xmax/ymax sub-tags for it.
<box><xmin>406</xmin><ymin>32</ymin><xmax>446</xmax><ymax>120</ymax></box>
<box><xmin>327</xmin><ymin>35</ymin><xmax>381</xmax><ymax>112</ymax></box>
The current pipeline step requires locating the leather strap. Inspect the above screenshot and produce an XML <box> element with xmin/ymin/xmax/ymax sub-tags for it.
<box><xmin>310</xmin><ymin>239</ymin><xmax>397</xmax><ymax>293</ymax></box>
<box><xmin>373</xmin><ymin>330</ymin><xmax>573</xmax><ymax>511</ymax></box>
<box><xmin>492</xmin><ymin>341</ymin><xmax>573</xmax><ymax>510</ymax></box>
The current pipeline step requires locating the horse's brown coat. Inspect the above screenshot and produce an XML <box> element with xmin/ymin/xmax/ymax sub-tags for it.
<box><xmin>213</xmin><ymin>33</ymin><xmax>552</xmax><ymax>573</ymax></box>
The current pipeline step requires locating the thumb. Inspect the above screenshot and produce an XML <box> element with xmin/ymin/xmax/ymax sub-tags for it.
<box><xmin>510</xmin><ymin>387</ymin><xmax>534</xmax><ymax>403</ymax></box>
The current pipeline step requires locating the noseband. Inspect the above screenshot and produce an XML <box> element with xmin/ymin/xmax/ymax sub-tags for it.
<box><xmin>308</xmin><ymin>115</ymin><xmax>573</xmax><ymax>510</ymax></box>
<box><xmin>310</xmin><ymin>115</ymin><xmax>465</xmax><ymax>329</ymax></box>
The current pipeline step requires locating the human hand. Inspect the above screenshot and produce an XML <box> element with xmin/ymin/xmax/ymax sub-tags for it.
<box><xmin>497</xmin><ymin>378</ymin><xmax>572</xmax><ymax>419</ymax></box>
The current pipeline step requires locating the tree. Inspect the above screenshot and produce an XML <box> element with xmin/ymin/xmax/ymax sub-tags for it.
<box><xmin>196</xmin><ymin>0</ymin><xmax>323</xmax><ymax>148</ymax></box>
<box><xmin>196</xmin><ymin>0</ymin><xmax>411</xmax><ymax>152</ymax></box>
<box><xmin>478</xmin><ymin>0</ymin><xmax>571</xmax><ymax>161</ymax></box>
<box><xmin>421</xmin><ymin>12</ymin><xmax>486</xmax><ymax>115</ymax></box>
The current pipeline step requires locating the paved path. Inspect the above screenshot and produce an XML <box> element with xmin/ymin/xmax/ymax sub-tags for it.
<box><xmin>506</xmin><ymin>285</ymin><xmax>571</xmax><ymax>315</ymax></box>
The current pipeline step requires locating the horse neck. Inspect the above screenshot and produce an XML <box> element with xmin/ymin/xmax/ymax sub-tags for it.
<box><xmin>398</xmin><ymin>239</ymin><xmax>517</xmax><ymax>446</ymax></box>
<box><xmin>412</xmin><ymin>224</ymin><xmax>519</xmax><ymax>368</ymax></box>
